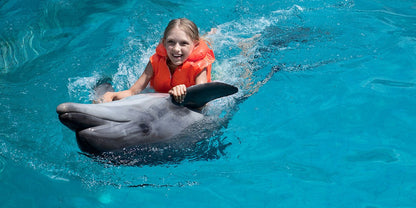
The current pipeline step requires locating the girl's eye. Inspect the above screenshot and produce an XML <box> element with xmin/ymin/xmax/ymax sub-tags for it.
<box><xmin>166</xmin><ymin>39</ymin><xmax>190</xmax><ymax>46</ymax></box>
<box><xmin>180</xmin><ymin>41</ymin><xmax>189</xmax><ymax>46</ymax></box>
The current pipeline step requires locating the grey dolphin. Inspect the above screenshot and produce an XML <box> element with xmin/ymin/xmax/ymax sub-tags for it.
<box><xmin>57</xmin><ymin>82</ymin><xmax>238</xmax><ymax>154</ymax></box>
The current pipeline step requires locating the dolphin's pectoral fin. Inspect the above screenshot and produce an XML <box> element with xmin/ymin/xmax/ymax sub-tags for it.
<box><xmin>174</xmin><ymin>82</ymin><xmax>239</xmax><ymax>109</ymax></box>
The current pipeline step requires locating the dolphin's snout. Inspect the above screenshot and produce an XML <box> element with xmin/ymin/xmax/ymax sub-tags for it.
<box><xmin>56</xmin><ymin>103</ymin><xmax>70</xmax><ymax>114</ymax></box>
<box><xmin>57</xmin><ymin>102</ymin><xmax>111</xmax><ymax>131</ymax></box>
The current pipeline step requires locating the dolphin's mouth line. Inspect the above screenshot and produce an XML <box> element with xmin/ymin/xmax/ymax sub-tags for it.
<box><xmin>59</xmin><ymin>111</ymin><xmax>130</xmax><ymax>122</ymax></box>
<box><xmin>56</xmin><ymin>102</ymin><xmax>130</xmax><ymax>124</ymax></box>
<box><xmin>58</xmin><ymin>111</ymin><xmax>130</xmax><ymax>132</ymax></box>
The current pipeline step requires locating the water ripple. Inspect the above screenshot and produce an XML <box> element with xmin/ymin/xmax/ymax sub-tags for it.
<box><xmin>0</xmin><ymin>28</ymin><xmax>43</xmax><ymax>74</ymax></box>
<box><xmin>0</xmin><ymin>154</ymin><xmax>6</xmax><ymax>176</ymax></box>
<box><xmin>370</xmin><ymin>79</ymin><xmax>416</xmax><ymax>88</ymax></box>
<box><xmin>346</xmin><ymin>148</ymin><xmax>399</xmax><ymax>163</ymax></box>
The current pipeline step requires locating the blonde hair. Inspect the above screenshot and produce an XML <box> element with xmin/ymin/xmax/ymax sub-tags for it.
<box><xmin>163</xmin><ymin>18</ymin><xmax>200</xmax><ymax>42</ymax></box>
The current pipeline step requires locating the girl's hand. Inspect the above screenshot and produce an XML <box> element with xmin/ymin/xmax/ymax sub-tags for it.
<box><xmin>100</xmin><ymin>91</ymin><xmax>116</xmax><ymax>103</ymax></box>
<box><xmin>99</xmin><ymin>90</ymin><xmax>134</xmax><ymax>103</ymax></box>
<box><xmin>169</xmin><ymin>84</ymin><xmax>187</xmax><ymax>103</ymax></box>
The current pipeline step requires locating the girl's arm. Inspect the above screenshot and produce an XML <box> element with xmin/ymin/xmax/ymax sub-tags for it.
<box><xmin>195</xmin><ymin>68</ymin><xmax>208</xmax><ymax>84</ymax></box>
<box><xmin>102</xmin><ymin>62</ymin><xmax>153</xmax><ymax>102</ymax></box>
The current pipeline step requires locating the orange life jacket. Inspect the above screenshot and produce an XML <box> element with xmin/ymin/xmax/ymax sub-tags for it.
<box><xmin>149</xmin><ymin>40</ymin><xmax>215</xmax><ymax>93</ymax></box>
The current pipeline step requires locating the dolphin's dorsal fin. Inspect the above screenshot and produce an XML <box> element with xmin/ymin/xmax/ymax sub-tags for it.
<box><xmin>173</xmin><ymin>82</ymin><xmax>238</xmax><ymax>108</ymax></box>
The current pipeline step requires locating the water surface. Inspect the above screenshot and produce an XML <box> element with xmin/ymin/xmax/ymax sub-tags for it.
<box><xmin>1</xmin><ymin>0</ymin><xmax>416</xmax><ymax>207</ymax></box>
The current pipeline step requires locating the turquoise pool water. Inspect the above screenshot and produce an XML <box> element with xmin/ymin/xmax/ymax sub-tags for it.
<box><xmin>1</xmin><ymin>0</ymin><xmax>416</xmax><ymax>207</ymax></box>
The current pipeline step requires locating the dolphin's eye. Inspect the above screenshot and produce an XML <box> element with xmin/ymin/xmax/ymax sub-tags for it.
<box><xmin>139</xmin><ymin>123</ymin><xmax>151</xmax><ymax>135</ymax></box>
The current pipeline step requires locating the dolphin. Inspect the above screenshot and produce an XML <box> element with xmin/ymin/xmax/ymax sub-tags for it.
<box><xmin>56</xmin><ymin>82</ymin><xmax>238</xmax><ymax>155</ymax></box>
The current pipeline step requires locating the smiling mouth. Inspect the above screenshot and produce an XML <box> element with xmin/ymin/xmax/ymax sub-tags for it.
<box><xmin>172</xmin><ymin>54</ymin><xmax>183</xmax><ymax>60</ymax></box>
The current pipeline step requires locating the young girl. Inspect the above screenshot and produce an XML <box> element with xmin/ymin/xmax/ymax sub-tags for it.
<box><xmin>101</xmin><ymin>18</ymin><xmax>215</xmax><ymax>103</ymax></box>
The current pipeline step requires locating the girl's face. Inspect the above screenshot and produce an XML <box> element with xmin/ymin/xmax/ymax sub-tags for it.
<box><xmin>164</xmin><ymin>27</ymin><xmax>196</xmax><ymax>67</ymax></box>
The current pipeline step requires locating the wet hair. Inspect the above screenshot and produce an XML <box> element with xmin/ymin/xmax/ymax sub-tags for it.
<box><xmin>163</xmin><ymin>18</ymin><xmax>200</xmax><ymax>42</ymax></box>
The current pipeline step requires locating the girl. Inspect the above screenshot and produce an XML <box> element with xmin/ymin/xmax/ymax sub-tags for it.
<box><xmin>101</xmin><ymin>18</ymin><xmax>215</xmax><ymax>103</ymax></box>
